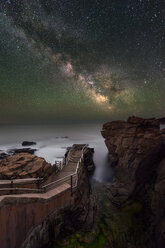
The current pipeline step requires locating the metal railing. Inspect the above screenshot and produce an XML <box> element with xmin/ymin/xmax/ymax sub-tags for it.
<box><xmin>0</xmin><ymin>187</ymin><xmax>43</xmax><ymax>195</ymax></box>
<box><xmin>0</xmin><ymin>145</ymin><xmax>88</xmax><ymax>196</ymax></box>
<box><xmin>0</xmin><ymin>178</ymin><xmax>44</xmax><ymax>195</ymax></box>
<box><xmin>42</xmin><ymin>144</ymin><xmax>88</xmax><ymax>193</ymax></box>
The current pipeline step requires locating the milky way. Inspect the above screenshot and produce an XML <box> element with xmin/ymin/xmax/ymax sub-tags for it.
<box><xmin>0</xmin><ymin>0</ymin><xmax>164</xmax><ymax>123</ymax></box>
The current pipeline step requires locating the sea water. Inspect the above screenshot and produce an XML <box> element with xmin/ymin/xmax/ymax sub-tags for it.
<box><xmin>0</xmin><ymin>123</ymin><xmax>114</xmax><ymax>183</ymax></box>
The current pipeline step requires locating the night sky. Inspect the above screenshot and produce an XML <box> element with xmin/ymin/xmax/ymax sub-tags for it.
<box><xmin>0</xmin><ymin>0</ymin><xmax>164</xmax><ymax>123</ymax></box>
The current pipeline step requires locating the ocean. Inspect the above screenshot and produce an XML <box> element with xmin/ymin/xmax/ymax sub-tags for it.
<box><xmin>0</xmin><ymin>123</ymin><xmax>114</xmax><ymax>183</ymax></box>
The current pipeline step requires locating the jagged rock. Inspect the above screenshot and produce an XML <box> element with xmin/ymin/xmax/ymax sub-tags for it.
<box><xmin>0</xmin><ymin>152</ymin><xmax>8</xmax><ymax>160</ymax></box>
<box><xmin>101</xmin><ymin>116</ymin><xmax>165</xmax><ymax>248</ymax></box>
<box><xmin>0</xmin><ymin>148</ymin><xmax>37</xmax><ymax>161</ymax></box>
<box><xmin>22</xmin><ymin>141</ymin><xmax>37</xmax><ymax>146</ymax></box>
<box><xmin>101</xmin><ymin>116</ymin><xmax>164</xmax><ymax>206</ymax></box>
<box><xmin>0</xmin><ymin>153</ymin><xmax>53</xmax><ymax>180</ymax></box>
<box><xmin>84</xmin><ymin>148</ymin><xmax>95</xmax><ymax>173</ymax></box>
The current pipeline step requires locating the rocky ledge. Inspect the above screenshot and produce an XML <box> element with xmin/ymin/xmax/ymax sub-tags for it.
<box><xmin>101</xmin><ymin>116</ymin><xmax>165</xmax><ymax>248</ymax></box>
<box><xmin>0</xmin><ymin>153</ymin><xmax>54</xmax><ymax>180</ymax></box>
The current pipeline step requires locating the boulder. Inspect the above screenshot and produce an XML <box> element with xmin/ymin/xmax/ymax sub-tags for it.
<box><xmin>22</xmin><ymin>141</ymin><xmax>37</xmax><ymax>146</ymax></box>
<box><xmin>0</xmin><ymin>153</ymin><xmax>53</xmax><ymax>180</ymax></box>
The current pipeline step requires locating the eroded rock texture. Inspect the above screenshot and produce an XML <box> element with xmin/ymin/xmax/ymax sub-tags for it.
<box><xmin>102</xmin><ymin>116</ymin><xmax>165</xmax><ymax>248</ymax></box>
<box><xmin>0</xmin><ymin>153</ymin><xmax>53</xmax><ymax>180</ymax></box>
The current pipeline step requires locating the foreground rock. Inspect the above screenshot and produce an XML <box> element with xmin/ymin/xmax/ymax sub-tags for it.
<box><xmin>0</xmin><ymin>153</ymin><xmax>53</xmax><ymax>180</ymax></box>
<box><xmin>0</xmin><ymin>148</ymin><xmax>37</xmax><ymax>161</ymax></box>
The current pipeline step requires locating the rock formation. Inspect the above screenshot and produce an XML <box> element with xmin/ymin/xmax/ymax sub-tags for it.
<box><xmin>0</xmin><ymin>148</ymin><xmax>37</xmax><ymax>161</ymax></box>
<box><xmin>9</xmin><ymin>147</ymin><xmax>37</xmax><ymax>155</ymax></box>
<box><xmin>0</xmin><ymin>153</ymin><xmax>53</xmax><ymax>180</ymax></box>
<box><xmin>0</xmin><ymin>152</ymin><xmax>8</xmax><ymax>160</ymax></box>
<box><xmin>22</xmin><ymin>141</ymin><xmax>37</xmax><ymax>146</ymax></box>
<box><xmin>157</xmin><ymin>117</ymin><xmax>165</xmax><ymax>124</ymax></box>
<box><xmin>101</xmin><ymin>116</ymin><xmax>165</xmax><ymax>248</ymax></box>
<box><xmin>83</xmin><ymin>147</ymin><xmax>95</xmax><ymax>173</ymax></box>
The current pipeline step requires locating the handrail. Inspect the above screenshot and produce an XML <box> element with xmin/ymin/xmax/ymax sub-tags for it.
<box><xmin>42</xmin><ymin>173</ymin><xmax>76</xmax><ymax>190</ymax></box>
<box><xmin>0</xmin><ymin>178</ymin><xmax>43</xmax><ymax>184</ymax></box>
<box><xmin>43</xmin><ymin>144</ymin><xmax>87</xmax><ymax>192</ymax></box>
<box><xmin>0</xmin><ymin>187</ymin><xmax>43</xmax><ymax>193</ymax></box>
<box><xmin>0</xmin><ymin>144</ymin><xmax>88</xmax><ymax>196</ymax></box>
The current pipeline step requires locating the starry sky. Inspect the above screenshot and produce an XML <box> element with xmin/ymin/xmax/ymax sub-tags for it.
<box><xmin>0</xmin><ymin>0</ymin><xmax>164</xmax><ymax>124</ymax></box>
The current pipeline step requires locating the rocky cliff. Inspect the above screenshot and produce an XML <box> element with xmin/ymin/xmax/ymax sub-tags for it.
<box><xmin>101</xmin><ymin>116</ymin><xmax>165</xmax><ymax>248</ymax></box>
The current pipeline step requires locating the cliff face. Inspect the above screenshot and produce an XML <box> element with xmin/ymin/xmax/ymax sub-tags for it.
<box><xmin>101</xmin><ymin>116</ymin><xmax>165</xmax><ymax>248</ymax></box>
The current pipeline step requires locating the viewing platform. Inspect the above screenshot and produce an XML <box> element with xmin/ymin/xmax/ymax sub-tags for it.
<box><xmin>0</xmin><ymin>144</ymin><xmax>88</xmax><ymax>196</ymax></box>
<box><xmin>0</xmin><ymin>144</ymin><xmax>89</xmax><ymax>248</ymax></box>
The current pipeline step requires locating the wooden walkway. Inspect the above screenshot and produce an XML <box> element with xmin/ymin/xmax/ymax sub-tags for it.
<box><xmin>0</xmin><ymin>144</ymin><xmax>88</xmax><ymax>248</ymax></box>
<box><xmin>0</xmin><ymin>144</ymin><xmax>88</xmax><ymax>195</ymax></box>
<box><xmin>42</xmin><ymin>144</ymin><xmax>87</xmax><ymax>191</ymax></box>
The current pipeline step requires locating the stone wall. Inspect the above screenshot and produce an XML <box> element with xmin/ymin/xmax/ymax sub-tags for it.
<box><xmin>0</xmin><ymin>183</ymin><xmax>71</xmax><ymax>248</ymax></box>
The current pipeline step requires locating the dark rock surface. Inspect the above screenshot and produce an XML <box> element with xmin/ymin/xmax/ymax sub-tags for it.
<box><xmin>0</xmin><ymin>148</ymin><xmax>37</xmax><ymax>161</ymax></box>
<box><xmin>101</xmin><ymin>116</ymin><xmax>165</xmax><ymax>248</ymax></box>
<box><xmin>22</xmin><ymin>141</ymin><xmax>37</xmax><ymax>146</ymax></box>
<box><xmin>0</xmin><ymin>152</ymin><xmax>8</xmax><ymax>160</ymax></box>
<box><xmin>84</xmin><ymin>147</ymin><xmax>95</xmax><ymax>173</ymax></box>
<box><xmin>157</xmin><ymin>117</ymin><xmax>165</xmax><ymax>124</ymax></box>
<box><xmin>9</xmin><ymin>148</ymin><xmax>37</xmax><ymax>155</ymax></box>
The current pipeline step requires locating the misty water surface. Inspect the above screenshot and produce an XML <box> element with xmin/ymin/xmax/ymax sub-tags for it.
<box><xmin>0</xmin><ymin>123</ymin><xmax>114</xmax><ymax>183</ymax></box>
